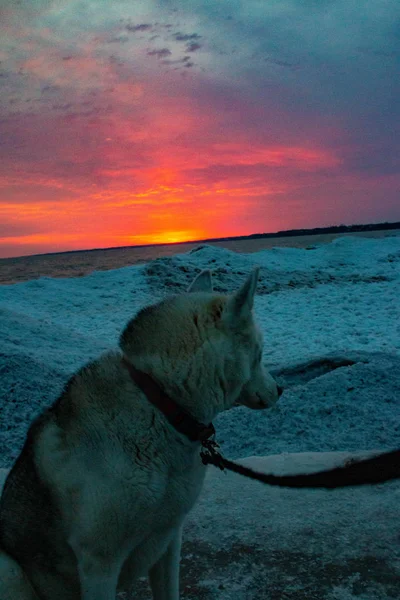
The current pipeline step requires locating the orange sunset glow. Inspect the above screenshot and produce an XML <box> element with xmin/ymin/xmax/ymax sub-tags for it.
<box><xmin>1</xmin><ymin>1</ymin><xmax>399</xmax><ymax>258</ymax></box>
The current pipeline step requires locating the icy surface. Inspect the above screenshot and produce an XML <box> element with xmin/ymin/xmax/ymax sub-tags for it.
<box><xmin>1</xmin><ymin>235</ymin><xmax>400</xmax><ymax>598</ymax></box>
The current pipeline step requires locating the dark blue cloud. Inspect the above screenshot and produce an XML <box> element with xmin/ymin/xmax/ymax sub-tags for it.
<box><xmin>173</xmin><ymin>32</ymin><xmax>201</xmax><ymax>41</ymax></box>
<box><xmin>126</xmin><ymin>23</ymin><xmax>152</xmax><ymax>33</ymax></box>
<box><xmin>147</xmin><ymin>48</ymin><xmax>172</xmax><ymax>59</ymax></box>
<box><xmin>186</xmin><ymin>41</ymin><xmax>201</xmax><ymax>52</ymax></box>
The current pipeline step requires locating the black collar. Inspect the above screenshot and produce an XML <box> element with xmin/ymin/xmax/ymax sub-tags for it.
<box><xmin>122</xmin><ymin>357</ymin><xmax>215</xmax><ymax>443</ymax></box>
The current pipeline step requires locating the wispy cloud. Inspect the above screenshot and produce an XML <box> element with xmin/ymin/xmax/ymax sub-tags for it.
<box><xmin>174</xmin><ymin>32</ymin><xmax>201</xmax><ymax>42</ymax></box>
<box><xmin>186</xmin><ymin>41</ymin><xmax>202</xmax><ymax>52</ymax></box>
<box><xmin>126</xmin><ymin>23</ymin><xmax>152</xmax><ymax>33</ymax></box>
<box><xmin>147</xmin><ymin>48</ymin><xmax>172</xmax><ymax>59</ymax></box>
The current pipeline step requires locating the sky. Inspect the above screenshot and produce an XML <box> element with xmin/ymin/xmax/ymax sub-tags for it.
<box><xmin>0</xmin><ymin>0</ymin><xmax>400</xmax><ymax>258</ymax></box>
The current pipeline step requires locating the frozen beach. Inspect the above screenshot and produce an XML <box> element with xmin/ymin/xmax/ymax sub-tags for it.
<box><xmin>1</xmin><ymin>234</ymin><xmax>399</xmax><ymax>599</ymax></box>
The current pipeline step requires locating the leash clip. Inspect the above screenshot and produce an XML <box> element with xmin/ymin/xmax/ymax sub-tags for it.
<box><xmin>200</xmin><ymin>438</ymin><xmax>225</xmax><ymax>471</ymax></box>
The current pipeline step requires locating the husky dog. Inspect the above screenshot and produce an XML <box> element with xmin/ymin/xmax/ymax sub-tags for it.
<box><xmin>0</xmin><ymin>269</ymin><xmax>280</xmax><ymax>600</ymax></box>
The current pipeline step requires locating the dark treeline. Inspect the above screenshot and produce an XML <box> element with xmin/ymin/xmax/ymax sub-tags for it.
<box><xmin>199</xmin><ymin>221</ymin><xmax>400</xmax><ymax>244</ymax></box>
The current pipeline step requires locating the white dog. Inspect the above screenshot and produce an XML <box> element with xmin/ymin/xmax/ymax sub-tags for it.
<box><xmin>0</xmin><ymin>269</ymin><xmax>280</xmax><ymax>600</ymax></box>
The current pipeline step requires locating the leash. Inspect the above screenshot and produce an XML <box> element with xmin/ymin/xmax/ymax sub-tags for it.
<box><xmin>200</xmin><ymin>439</ymin><xmax>400</xmax><ymax>489</ymax></box>
<box><xmin>122</xmin><ymin>357</ymin><xmax>400</xmax><ymax>490</ymax></box>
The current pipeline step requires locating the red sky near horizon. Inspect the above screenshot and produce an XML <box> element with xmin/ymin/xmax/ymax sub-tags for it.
<box><xmin>1</xmin><ymin>0</ymin><xmax>400</xmax><ymax>258</ymax></box>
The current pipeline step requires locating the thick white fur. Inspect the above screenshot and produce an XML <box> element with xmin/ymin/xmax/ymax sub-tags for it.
<box><xmin>0</xmin><ymin>269</ymin><xmax>279</xmax><ymax>600</ymax></box>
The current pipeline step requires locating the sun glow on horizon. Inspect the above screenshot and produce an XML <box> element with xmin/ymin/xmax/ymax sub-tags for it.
<box><xmin>128</xmin><ymin>229</ymin><xmax>207</xmax><ymax>246</ymax></box>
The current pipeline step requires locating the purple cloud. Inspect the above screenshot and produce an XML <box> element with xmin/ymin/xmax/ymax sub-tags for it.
<box><xmin>126</xmin><ymin>23</ymin><xmax>152</xmax><ymax>33</ymax></box>
<box><xmin>174</xmin><ymin>32</ymin><xmax>201</xmax><ymax>42</ymax></box>
<box><xmin>147</xmin><ymin>48</ymin><xmax>172</xmax><ymax>59</ymax></box>
<box><xmin>186</xmin><ymin>42</ymin><xmax>201</xmax><ymax>53</ymax></box>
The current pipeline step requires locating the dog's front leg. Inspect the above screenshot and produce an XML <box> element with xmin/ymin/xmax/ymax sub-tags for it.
<box><xmin>79</xmin><ymin>572</ymin><xmax>119</xmax><ymax>600</ymax></box>
<box><xmin>149</xmin><ymin>527</ymin><xmax>182</xmax><ymax>600</ymax></box>
<box><xmin>71</xmin><ymin>542</ymin><xmax>125</xmax><ymax>600</ymax></box>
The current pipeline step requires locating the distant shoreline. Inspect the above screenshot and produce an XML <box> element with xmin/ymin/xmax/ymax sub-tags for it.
<box><xmin>1</xmin><ymin>225</ymin><xmax>399</xmax><ymax>285</ymax></box>
<box><xmin>2</xmin><ymin>220</ymin><xmax>400</xmax><ymax>261</ymax></box>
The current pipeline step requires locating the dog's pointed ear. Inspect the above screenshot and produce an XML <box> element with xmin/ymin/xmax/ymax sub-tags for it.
<box><xmin>227</xmin><ymin>268</ymin><xmax>259</xmax><ymax>320</ymax></box>
<box><xmin>187</xmin><ymin>270</ymin><xmax>213</xmax><ymax>293</ymax></box>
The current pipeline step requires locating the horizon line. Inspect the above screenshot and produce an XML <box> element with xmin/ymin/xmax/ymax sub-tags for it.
<box><xmin>2</xmin><ymin>219</ymin><xmax>400</xmax><ymax>262</ymax></box>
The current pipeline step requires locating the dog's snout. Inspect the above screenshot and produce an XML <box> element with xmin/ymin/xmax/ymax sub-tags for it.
<box><xmin>277</xmin><ymin>385</ymin><xmax>284</xmax><ymax>397</ymax></box>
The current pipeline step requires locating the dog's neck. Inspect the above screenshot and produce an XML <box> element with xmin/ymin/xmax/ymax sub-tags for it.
<box><xmin>122</xmin><ymin>357</ymin><xmax>216</xmax><ymax>443</ymax></box>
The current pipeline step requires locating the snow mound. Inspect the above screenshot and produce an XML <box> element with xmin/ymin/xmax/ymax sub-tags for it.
<box><xmin>215</xmin><ymin>351</ymin><xmax>400</xmax><ymax>458</ymax></box>
<box><xmin>144</xmin><ymin>238</ymin><xmax>400</xmax><ymax>297</ymax></box>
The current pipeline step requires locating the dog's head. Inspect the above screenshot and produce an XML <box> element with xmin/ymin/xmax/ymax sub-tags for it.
<box><xmin>187</xmin><ymin>268</ymin><xmax>281</xmax><ymax>411</ymax></box>
<box><xmin>120</xmin><ymin>268</ymin><xmax>281</xmax><ymax>420</ymax></box>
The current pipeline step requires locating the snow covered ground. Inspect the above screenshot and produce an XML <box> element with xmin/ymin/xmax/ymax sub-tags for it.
<box><xmin>1</xmin><ymin>235</ymin><xmax>399</xmax><ymax>598</ymax></box>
